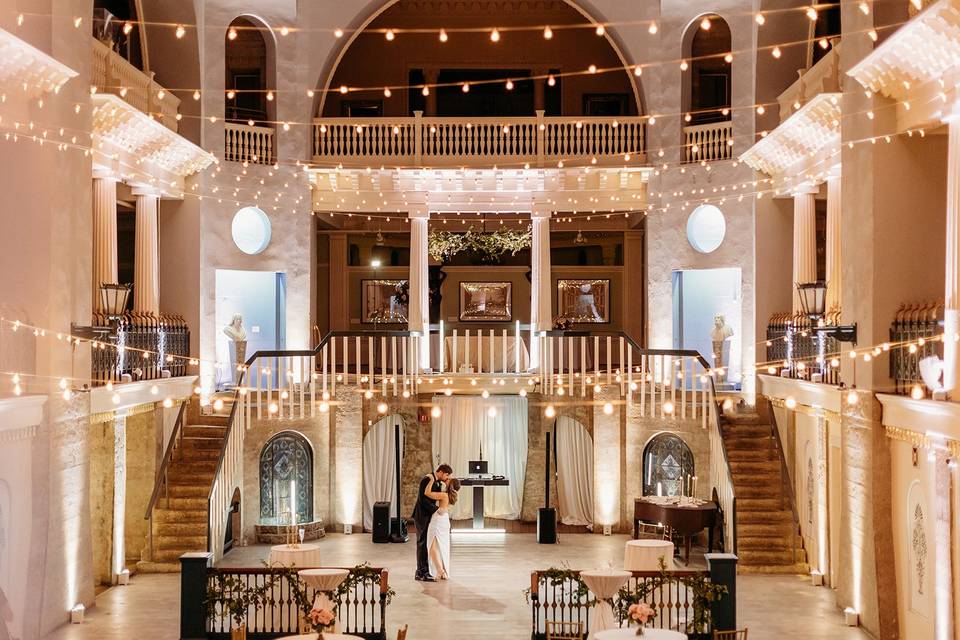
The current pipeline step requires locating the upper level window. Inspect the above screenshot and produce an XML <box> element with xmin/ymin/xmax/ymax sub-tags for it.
<box><xmin>684</xmin><ymin>15</ymin><xmax>732</xmax><ymax>126</ymax></box>
<box><xmin>225</xmin><ymin>16</ymin><xmax>276</xmax><ymax>126</ymax></box>
<box><xmin>93</xmin><ymin>0</ymin><xmax>144</xmax><ymax>70</ymax></box>
<box><xmin>811</xmin><ymin>0</ymin><xmax>841</xmax><ymax>65</ymax></box>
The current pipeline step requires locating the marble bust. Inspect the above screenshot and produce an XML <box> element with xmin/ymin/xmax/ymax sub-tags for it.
<box><xmin>710</xmin><ymin>314</ymin><xmax>734</xmax><ymax>370</ymax></box>
<box><xmin>223</xmin><ymin>314</ymin><xmax>247</xmax><ymax>368</ymax></box>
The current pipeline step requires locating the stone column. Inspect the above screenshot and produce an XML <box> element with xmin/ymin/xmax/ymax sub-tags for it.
<box><xmin>531</xmin><ymin>209</ymin><xmax>552</xmax><ymax>331</ymax></box>
<box><xmin>944</xmin><ymin>118</ymin><xmax>960</xmax><ymax>395</ymax></box>
<box><xmin>328</xmin><ymin>233</ymin><xmax>349</xmax><ymax>331</ymax></box>
<box><xmin>792</xmin><ymin>190</ymin><xmax>817</xmax><ymax>313</ymax></box>
<box><xmin>408</xmin><ymin>210</ymin><xmax>430</xmax><ymax>370</ymax></box>
<box><xmin>133</xmin><ymin>190</ymin><xmax>160</xmax><ymax>315</ymax></box>
<box><xmin>825</xmin><ymin>176</ymin><xmax>842</xmax><ymax>313</ymax></box>
<box><xmin>112</xmin><ymin>411</ymin><xmax>127</xmax><ymax>583</ymax></box>
<box><xmin>424</xmin><ymin>69</ymin><xmax>438</xmax><ymax>117</ymax></box>
<box><xmin>93</xmin><ymin>174</ymin><xmax>119</xmax><ymax>305</ymax></box>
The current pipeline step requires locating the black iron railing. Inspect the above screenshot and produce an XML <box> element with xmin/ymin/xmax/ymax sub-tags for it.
<box><xmin>91</xmin><ymin>312</ymin><xmax>190</xmax><ymax>385</ymax></box>
<box><xmin>765</xmin><ymin>311</ymin><xmax>841</xmax><ymax>385</ymax></box>
<box><xmin>199</xmin><ymin>565</ymin><xmax>389</xmax><ymax>640</ymax></box>
<box><xmin>889</xmin><ymin>301</ymin><xmax>943</xmax><ymax>395</ymax></box>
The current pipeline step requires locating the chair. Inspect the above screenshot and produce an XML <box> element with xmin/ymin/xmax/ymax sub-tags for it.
<box><xmin>545</xmin><ymin>620</ymin><xmax>583</xmax><ymax>640</ymax></box>
<box><xmin>713</xmin><ymin>629</ymin><xmax>748</xmax><ymax>640</ymax></box>
<box><xmin>396</xmin><ymin>624</ymin><xmax>408</xmax><ymax>640</ymax></box>
<box><xmin>636</xmin><ymin>521</ymin><xmax>671</xmax><ymax>540</ymax></box>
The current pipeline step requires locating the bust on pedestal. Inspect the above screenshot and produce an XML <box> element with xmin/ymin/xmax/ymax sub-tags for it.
<box><xmin>223</xmin><ymin>314</ymin><xmax>247</xmax><ymax>384</ymax></box>
<box><xmin>710</xmin><ymin>314</ymin><xmax>733</xmax><ymax>370</ymax></box>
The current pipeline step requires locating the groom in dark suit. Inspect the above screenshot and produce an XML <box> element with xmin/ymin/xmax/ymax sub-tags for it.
<box><xmin>412</xmin><ymin>464</ymin><xmax>452</xmax><ymax>581</ymax></box>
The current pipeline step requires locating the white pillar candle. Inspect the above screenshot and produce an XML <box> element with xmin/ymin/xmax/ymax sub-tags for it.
<box><xmin>657</xmin><ymin>481</ymin><xmax>662</xmax><ymax>497</ymax></box>
<box><xmin>290</xmin><ymin>479</ymin><xmax>296</xmax><ymax>527</ymax></box>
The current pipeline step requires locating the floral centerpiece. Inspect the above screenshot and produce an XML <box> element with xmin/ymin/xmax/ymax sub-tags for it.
<box><xmin>308</xmin><ymin>604</ymin><xmax>336</xmax><ymax>638</ymax></box>
<box><xmin>627</xmin><ymin>602</ymin><xmax>656</xmax><ymax>636</ymax></box>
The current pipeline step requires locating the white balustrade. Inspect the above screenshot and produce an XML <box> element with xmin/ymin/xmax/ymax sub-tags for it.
<box><xmin>208</xmin><ymin>388</ymin><xmax>245</xmax><ymax>563</ymax></box>
<box><xmin>91</xmin><ymin>38</ymin><xmax>180</xmax><ymax>131</ymax></box>
<box><xmin>313</xmin><ymin>113</ymin><xmax>645</xmax><ymax>167</ymax></box>
<box><xmin>224</xmin><ymin>122</ymin><xmax>275</xmax><ymax>165</ymax></box>
<box><xmin>683</xmin><ymin>121</ymin><xmax>733</xmax><ymax>163</ymax></box>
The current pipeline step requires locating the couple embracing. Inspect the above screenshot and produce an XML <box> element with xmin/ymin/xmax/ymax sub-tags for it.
<box><xmin>412</xmin><ymin>464</ymin><xmax>461</xmax><ymax>582</ymax></box>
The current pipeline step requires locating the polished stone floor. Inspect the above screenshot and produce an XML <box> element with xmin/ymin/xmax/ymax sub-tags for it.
<box><xmin>45</xmin><ymin>533</ymin><xmax>869</xmax><ymax>639</ymax></box>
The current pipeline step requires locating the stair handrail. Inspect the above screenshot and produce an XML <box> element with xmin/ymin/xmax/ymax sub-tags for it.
<box><xmin>145</xmin><ymin>399</ymin><xmax>188</xmax><ymax>519</ymax></box>
<box><xmin>143</xmin><ymin>399</ymin><xmax>187</xmax><ymax>562</ymax></box>
<box><xmin>765</xmin><ymin>400</ymin><xmax>802</xmax><ymax>561</ymax></box>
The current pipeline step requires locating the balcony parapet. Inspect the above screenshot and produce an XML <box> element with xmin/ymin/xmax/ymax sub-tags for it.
<box><xmin>682</xmin><ymin>120</ymin><xmax>733</xmax><ymax>163</ymax></box>
<box><xmin>91</xmin><ymin>37</ymin><xmax>180</xmax><ymax>132</ymax></box>
<box><xmin>777</xmin><ymin>42</ymin><xmax>841</xmax><ymax>124</ymax></box>
<box><xmin>312</xmin><ymin>111</ymin><xmax>645</xmax><ymax>168</ymax></box>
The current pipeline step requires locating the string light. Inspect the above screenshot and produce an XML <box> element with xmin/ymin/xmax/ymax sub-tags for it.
<box><xmin>543</xmin><ymin>26</ymin><xmax>553</xmax><ymax>40</ymax></box>
<box><xmin>700</xmin><ymin>17</ymin><xmax>712</xmax><ymax>30</ymax></box>
<box><xmin>227</xmin><ymin>27</ymin><xmax>238</xmax><ymax>40</ymax></box>
<box><xmin>438</xmin><ymin>29</ymin><xmax>448</xmax><ymax>43</ymax></box>
<box><xmin>123</xmin><ymin>22</ymin><xmax>133</xmax><ymax>35</ymax></box>
<box><xmin>806</xmin><ymin>7</ymin><xmax>818</xmax><ymax>21</ymax></box>
<box><xmin>755</xmin><ymin>13</ymin><xmax>766</xmax><ymax>25</ymax></box>
<box><xmin>385</xmin><ymin>29</ymin><xmax>395</xmax><ymax>41</ymax></box>
<box><xmin>334</xmin><ymin>29</ymin><xmax>344</xmax><ymax>38</ymax></box>
<box><xmin>490</xmin><ymin>28</ymin><xmax>500</xmax><ymax>42</ymax></box>
<box><xmin>175</xmin><ymin>24</ymin><xmax>186</xmax><ymax>39</ymax></box>
<box><xmin>384</xmin><ymin>87</ymin><xmax>392</xmax><ymax>98</ymax></box>
<box><xmin>772</xmin><ymin>46</ymin><xmax>782</xmax><ymax>59</ymax></box>
<box><xmin>280</xmin><ymin>26</ymin><xmax>290</xmax><ymax>36</ymax></box>
<box><xmin>648</xmin><ymin>22</ymin><xmax>658</xmax><ymax>34</ymax></box>
<box><xmin>595</xmin><ymin>24</ymin><xmax>605</xmax><ymax>36</ymax></box>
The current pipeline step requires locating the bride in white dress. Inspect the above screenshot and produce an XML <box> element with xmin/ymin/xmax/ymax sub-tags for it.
<box><xmin>424</xmin><ymin>475</ymin><xmax>460</xmax><ymax>580</ymax></box>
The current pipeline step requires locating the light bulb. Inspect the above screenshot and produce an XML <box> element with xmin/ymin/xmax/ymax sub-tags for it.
<box><xmin>910</xmin><ymin>385</ymin><xmax>924</xmax><ymax>400</ymax></box>
<box><xmin>193</xmin><ymin>90</ymin><xmax>200</xmax><ymax>100</ymax></box>
<box><xmin>545</xmin><ymin>405</ymin><xmax>556</xmax><ymax>418</ymax></box>
<box><xmin>280</xmin><ymin>26</ymin><xmax>289</xmax><ymax>36</ymax></box>
<box><xmin>806</xmin><ymin>7</ymin><xmax>818</xmax><ymax>21</ymax></box>
<box><xmin>334</xmin><ymin>29</ymin><xmax>344</xmax><ymax>38</ymax></box>
<box><xmin>377</xmin><ymin>402</ymin><xmax>388</xmax><ymax>414</ymax></box>
<box><xmin>384</xmin><ymin>87</ymin><xmax>392</xmax><ymax>97</ymax></box>
<box><xmin>163</xmin><ymin>397</ymin><xmax>173</xmax><ymax>408</ymax></box>
<box><xmin>123</xmin><ymin>21</ymin><xmax>133</xmax><ymax>35</ymax></box>
<box><xmin>439</xmin><ymin>29</ymin><xmax>448</xmax><ymax>42</ymax></box>
<box><xmin>755</xmin><ymin>13</ymin><xmax>766</xmax><ymax>25</ymax></box>
<box><xmin>505</xmin><ymin>79</ymin><xmax>514</xmax><ymax>90</ymax></box>
<box><xmin>634</xmin><ymin>65</ymin><xmax>642</xmax><ymax>76</ymax></box>
<box><xmin>422</xmin><ymin>86</ymin><xmax>430</xmax><ymax>96</ymax></box>
<box><xmin>266</xmin><ymin>90</ymin><xmax>274</xmax><ymax>101</ymax></box>
<box><xmin>846</xmin><ymin>390</ymin><xmax>858</xmax><ymax>406</ymax></box>
<box><xmin>648</xmin><ymin>22</ymin><xmax>658</xmax><ymax>34</ymax></box>
<box><xmin>663</xmin><ymin>400</ymin><xmax>675</xmax><ymax>414</ymax></box>
<box><xmin>724</xmin><ymin>53</ymin><xmax>733</xmax><ymax>63</ymax></box>
<box><xmin>385</xmin><ymin>29</ymin><xmax>395</xmax><ymax>41</ymax></box>
<box><xmin>176</xmin><ymin>24</ymin><xmax>186</xmax><ymax>39</ymax></box>
<box><xmin>228</xmin><ymin>27</ymin><xmax>238</xmax><ymax>41</ymax></box>
<box><xmin>680</xmin><ymin>60</ymin><xmax>689</xmax><ymax>71</ymax></box>
<box><xmin>481</xmin><ymin>389</ymin><xmax>489</xmax><ymax>398</ymax></box>
<box><xmin>490</xmin><ymin>28</ymin><xmax>500</xmax><ymax>42</ymax></box>
<box><xmin>339</xmin><ymin>85</ymin><xmax>348</xmax><ymax>94</ymax></box>
<box><xmin>595</xmin><ymin>24</ymin><xmax>605</xmax><ymax>36</ymax></box>
<box><xmin>214</xmin><ymin>398</ymin><xmax>224</xmax><ymax>411</ymax></box>
<box><xmin>487</xmin><ymin>406</ymin><xmax>497</xmax><ymax>418</ymax></box>
<box><xmin>785</xmin><ymin>397</ymin><xmax>797</xmax><ymax>409</ymax></box>
<box><xmin>603</xmin><ymin>402</ymin><xmax>613</xmax><ymax>415</ymax></box>
<box><xmin>543</xmin><ymin>26</ymin><xmax>553</xmax><ymax>39</ymax></box>
<box><xmin>462</xmin><ymin>83</ymin><xmax>470</xmax><ymax>93</ymax></box>
<box><xmin>772</xmin><ymin>46</ymin><xmax>782</xmax><ymax>58</ymax></box>
<box><xmin>700</xmin><ymin>17</ymin><xmax>711</xmax><ymax>30</ymax></box>
<box><xmin>547</xmin><ymin>75</ymin><xmax>556</xmax><ymax>87</ymax></box>
<box><xmin>431</xmin><ymin>406</ymin><xmax>442</xmax><ymax>418</ymax></box>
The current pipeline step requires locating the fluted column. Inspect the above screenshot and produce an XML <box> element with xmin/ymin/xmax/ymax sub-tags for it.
<box><xmin>825</xmin><ymin>176</ymin><xmax>842</xmax><ymax>313</ymax></box>
<box><xmin>944</xmin><ymin>118</ymin><xmax>960</xmax><ymax>395</ymax></box>
<box><xmin>792</xmin><ymin>190</ymin><xmax>817</xmax><ymax>313</ymax></box>
<box><xmin>133</xmin><ymin>190</ymin><xmax>160</xmax><ymax>315</ymax></box>
<box><xmin>408</xmin><ymin>210</ymin><xmax>430</xmax><ymax>371</ymax></box>
<box><xmin>111</xmin><ymin>411</ymin><xmax>127</xmax><ymax>583</ymax></box>
<box><xmin>92</xmin><ymin>174</ymin><xmax>119</xmax><ymax>306</ymax></box>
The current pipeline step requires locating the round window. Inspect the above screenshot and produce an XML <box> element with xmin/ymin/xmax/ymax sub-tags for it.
<box><xmin>686</xmin><ymin>204</ymin><xmax>726</xmax><ymax>253</ymax></box>
<box><xmin>231</xmin><ymin>207</ymin><xmax>271</xmax><ymax>255</ymax></box>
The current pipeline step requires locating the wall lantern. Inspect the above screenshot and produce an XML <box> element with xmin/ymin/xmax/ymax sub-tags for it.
<box><xmin>795</xmin><ymin>281</ymin><xmax>857</xmax><ymax>343</ymax></box>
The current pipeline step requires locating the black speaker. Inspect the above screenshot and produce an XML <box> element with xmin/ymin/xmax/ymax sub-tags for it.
<box><xmin>372</xmin><ymin>501</ymin><xmax>391</xmax><ymax>543</ymax></box>
<box><xmin>537</xmin><ymin>507</ymin><xmax>557</xmax><ymax>544</ymax></box>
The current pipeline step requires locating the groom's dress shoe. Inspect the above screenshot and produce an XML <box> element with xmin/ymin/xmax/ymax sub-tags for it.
<box><xmin>415</xmin><ymin>574</ymin><xmax>435</xmax><ymax>582</ymax></box>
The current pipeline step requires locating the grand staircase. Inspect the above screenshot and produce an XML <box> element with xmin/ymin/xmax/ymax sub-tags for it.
<box><xmin>138</xmin><ymin>399</ymin><xmax>229</xmax><ymax>572</ymax></box>
<box><xmin>721</xmin><ymin>398</ymin><xmax>808</xmax><ymax>574</ymax></box>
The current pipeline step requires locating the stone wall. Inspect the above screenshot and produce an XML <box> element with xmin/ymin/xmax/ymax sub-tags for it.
<box><xmin>124</xmin><ymin>409</ymin><xmax>159</xmax><ymax>567</ymax></box>
<box><xmin>87</xmin><ymin>419</ymin><xmax>114</xmax><ymax>587</ymax></box>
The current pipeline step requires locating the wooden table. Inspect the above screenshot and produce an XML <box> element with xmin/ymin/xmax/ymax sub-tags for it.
<box><xmin>633</xmin><ymin>498</ymin><xmax>717</xmax><ymax>565</ymax></box>
<box><xmin>458</xmin><ymin>476</ymin><xmax>509</xmax><ymax>529</ymax></box>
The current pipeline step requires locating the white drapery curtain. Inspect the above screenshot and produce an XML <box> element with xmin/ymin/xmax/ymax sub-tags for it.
<box><xmin>362</xmin><ymin>415</ymin><xmax>405</xmax><ymax>532</ymax></box>
<box><xmin>431</xmin><ymin>395</ymin><xmax>528</xmax><ymax>520</ymax></box>
<box><xmin>555</xmin><ymin>416</ymin><xmax>595</xmax><ymax>526</ymax></box>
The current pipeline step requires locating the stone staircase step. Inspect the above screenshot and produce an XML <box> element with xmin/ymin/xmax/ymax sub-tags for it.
<box><xmin>725</xmin><ymin>447</ymin><xmax>775</xmax><ymax>461</ymax></box>
<box><xmin>738</xmin><ymin>562</ymin><xmax>810</xmax><ymax>575</ymax></box>
<box><xmin>182</xmin><ymin>436</ymin><xmax>225</xmax><ymax>450</ymax></box>
<box><xmin>153</xmin><ymin>547</ymin><xmax>205</xmax><ymax>562</ymax></box>
<box><xmin>735</xmin><ymin>497</ymin><xmax>787</xmax><ymax>512</ymax></box>
<box><xmin>737</xmin><ymin>510</ymin><xmax>795</xmax><ymax>525</ymax></box>
<box><xmin>722</xmin><ymin>424</ymin><xmax>774</xmax><ymax>438</ymax></box>
<box><xmin>737</xmin><ymin>548</ymin><xmax>801</xmax><ymax>565</ymax></box>
<box><xmin>153</xmin><ymin>507</ymin><xmax>206</xmax><ymax>523</ymax></box>
<box><xmin>136</xmin><ymin>560</ymin><xmax>182</xmax><ymax>573</ymax></box>
<box><xmin>729</xmin><ymin>459</ymin><xmax>781</xmax><ymax>474</ymax></box>
<box><xmin>738</xmin><ymin>521</ymin><xmax>797</xmax><ymax>537</ymax></box>
<box><xmin>160</xmin><ymin>497</ymin><xmax>208</xmax><ymax>510</ymax></box>
<box><xmin>179</xmin><ymin>448</ymin><xmax>221</xmax><ymax>461</ymax></box>
<box><xmin>155</xmin><ymin>521</ymin><xmax>208</xmax><ymax>537</ymax></box>
<box><xmin>167</xmin><ymin>460</ymin><xmax>218</xmax><ymax>475</ymax></box>
<box><xmin>165</xmin><ymin>484</ymin><xmax>209</xmax><ymax>498</ymax></box>
<box><xmin>156</xmin><ymin>535</ymin><xmax>207</xmax><ymax>550</ymax></box>
<box><xmin>182</xmin><ymin>425</ymin><xmax>228</xmax><ymax>439</ymax></box>
<box><xmin>737</xmin><ymin>535</ymin><xmax>799</xmax><ymax>551</ymax></box>
<box><xmin>735</xmin><ymin>484</ymin><xmax>782</xmax><ymax>498</ymax></box>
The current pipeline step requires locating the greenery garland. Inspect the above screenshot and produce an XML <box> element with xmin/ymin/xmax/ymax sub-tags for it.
<box><xmin>428</xmin><ymin>226</ymin><xmax>532</xmax><ymax>263</ymax></box>
<box><xmin>523</xmin><ymin>566</ymin><xmax>591</xmax><ymax>605</ymax></box>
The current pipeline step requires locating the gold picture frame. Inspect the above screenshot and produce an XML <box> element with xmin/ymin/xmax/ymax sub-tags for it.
<box><xmin>361</xmin><ymin>279</ymin><xmax>408</xmax><ymax>323</ymax></box>
<box><xmin>458</xmin><ymin>281</ymin><xmax>512</xmax><ymax>322</ymax></box>
<box><xmin>557</xmin><ymin>279</ymin><xmax>610</xmax><ymax>323</ymax></box>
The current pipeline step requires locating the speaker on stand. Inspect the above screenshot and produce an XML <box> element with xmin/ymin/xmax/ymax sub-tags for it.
<box><xmin>372</xmin><ymin>501</ymin><xmax>391</xmax><ymax>543</ymax></box>
<box><xmin>390</xmin><ymin>422</ymin><xmax>408</xmax><ymax>542</ymax></box>
<box><xmin>537</xmin><ymin>430</ymin><xmax>558</xmax><ymax>544</ymax></box>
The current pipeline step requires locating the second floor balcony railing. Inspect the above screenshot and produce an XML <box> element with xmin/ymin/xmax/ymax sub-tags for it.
<box><xmin>91</xmin><ymin>37</ymin><xmax>180</xmax><ymax>131</ymax></box>
<box><xmin>312</xmin><ymin>112</ymin><xmax>645</xmax><ymax>167</ymax></box>
<box><xmin>224</xmin><ymin>121</ymin><xmax>275</xmax><ymax>165</ymax></box>
<box><xmin>683</xmin><ymin>120</ymin><xmax>733</xmax><ymax>163</ymax></box>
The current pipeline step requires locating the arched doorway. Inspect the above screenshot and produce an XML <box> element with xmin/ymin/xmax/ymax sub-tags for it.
<box><xmin>642</xmin><ymin>433</ymin><xmax>694</xmax><ymax>497</ymax></box>
<box><xmin>554</xmin><ymin>416</ymin><xmax>594</xmax><ymax>526</ymax></box>
<box><xmin>259</xmin><ymin>432</ymin><xmax>313</xmax><ymax>524</ymax></box>
<box><xmin>362</xmin><ymin>415</ymin><xmax>405</xmax><ymax>531</ymax></box>
<box><xmin>683</xmin><ymin>14</ymin><xmax>731</xmax><ymax>126</ymax></box>
<box><xmin>225</xmin><ymin>16</ymin><xmax>276</xmax><ymax>125</ymax></box>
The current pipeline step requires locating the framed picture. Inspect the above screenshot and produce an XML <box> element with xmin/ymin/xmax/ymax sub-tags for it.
<box><xmin>361</xmin><ymin>279</ymin><xmax>408</xmax><ymax>323</ymax></box>
<box><xmin>557</xmin><ymin>279</ymin><xmax>610</xmax><ymax>323</ymax></box>
<box><xmin>459</xmin><ymin>281</ymin><xmax>512</xmax><ymax>322</ymax></box>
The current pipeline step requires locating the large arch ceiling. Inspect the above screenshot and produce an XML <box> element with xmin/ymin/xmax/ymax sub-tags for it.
<box><xmin>310</xmin><ymin>0</ymin><xmax>648</xmax><ymax>118</ymax></box>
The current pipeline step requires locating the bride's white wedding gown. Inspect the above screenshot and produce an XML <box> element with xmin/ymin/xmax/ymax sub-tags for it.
<box><xmin>426</xmin><ymin>508</ymin><xmax>451</xmax><ymax>578</ymax></box>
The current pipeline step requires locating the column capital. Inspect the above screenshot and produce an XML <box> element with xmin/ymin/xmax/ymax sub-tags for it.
<box><xmin>408</xmin><ymin>209</ymin><xmax>430</xmax><ymax>220</ymax></box>
<box><xmin>791</xmin><ymin>184</ymin><xmax>820</xmax><ymax>197</ymax></box>
<box><xmin>531</xmin><ymin>207</ymin><xmax>552</xmax><ymax>219</ymax></box>
<box><xmin>132</xmin><ymin>186</ymin><xmax>163</xmax><ymax>199</ymax></box>
<box><xmin>93</xmin><ymin>169</ymin><xmax>121</xmax><ymax>182</ymax></box>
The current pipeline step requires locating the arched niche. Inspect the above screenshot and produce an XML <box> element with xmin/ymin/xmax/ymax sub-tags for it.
<box><xmin>225</xmin><ymin>15</ymin><xmax>277</xmax><ymax>126</ymax></box>
<box><xmin>642</xmin><ymin>432</ymin><xmax>694</xmax><ymax>497</ymax></box>
<box><xmin>362</xmin><ymin>415</ymin><xmax>405</xmax><ymax>531</ymax></box>
<box><xmin>681</xmin><ymin>14</ymin><xmax>732</xmax><ymax>126</ymax></box>
<box><xmin>314</xmin><ymin>0</ymin><xmax>643</xmax><ymax>119</ymax></box>
<box><xmin>259</xmin><ymin>431</ymin><xmax>313</xmax><ymax>524</ymax></box>
<box><xmin>554</xmin><ymin>415</ymin><xmax>594</xmax><ymax>526</ymax></box>
<box><xmin>94</xmin><ymin>0</ymin><xmax>147</xmax><ymax>71</ymax></box>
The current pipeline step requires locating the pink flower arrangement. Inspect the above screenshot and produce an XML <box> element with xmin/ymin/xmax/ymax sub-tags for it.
<box><xmin>308</xmin><ymin>606</ymin><xmax>335</xmax><ymax>630</ymax></box>
<box><xmin>628</xmin><ymin>602</ymin><xmax>656</xmax><ymax>636</ymax></box>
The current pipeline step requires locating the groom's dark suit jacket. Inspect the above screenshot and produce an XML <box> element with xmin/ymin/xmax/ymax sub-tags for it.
<box><xmin>412</xmin><ymin>475</ymin><xmax>441</xmax><ymax>523</ymax></box>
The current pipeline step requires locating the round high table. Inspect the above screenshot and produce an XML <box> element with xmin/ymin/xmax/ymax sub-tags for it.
<box><xmin>268</xmin><ymin>543</ymin><xmax>322</xmax><ymax>567</ymax></box>
<box><xmin>298</xmin><ymin>569</ymin><xmax>350</xmax><ymax>633</ymax></box>
<box><xmin>595</xmin><ymin>629</ymin><xmax>686</xmax><ymax>640</ymax></box>
<box><xmin>624</xmin><ymin>540</ymin><xmax>675</xmax><ymax>572</ymax></box>
<box><xmin>579</xmin><ymin>569</ymin><xmax>632</xmax><ymax>639</ymax></box>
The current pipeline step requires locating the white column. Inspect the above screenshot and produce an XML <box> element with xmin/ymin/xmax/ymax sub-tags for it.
<box><xmin>944</xmin><ymin>119</ymin><xmax>960</xmax><ymax>395</ymax></box>
<box><xmin>112</xmin><ymin>412</ymin><xmax>127</xmax><ymax>583</ymax></box>
<box><xmin>825</xmin><ymin>176</ymin><xmax>842</xmax><ymax>313</ymax></box>
<box><xmin>531</xmin><ymin>209</ymin><xmax>553</xmax><ymax>331</ymax></box>
<box><xmin>133</xmin><ymin>190</ymin><xmax>160</xmax><ymax>315</ymax></box>
<box><xmin>93</xmin><ymin>174</ymin><xmax>119</xmax><ymax>305</ymax></box>
<box><xmin>408</xmin><ymin>210</ymin><xmax>430</xmax><ymax>371</ymax></box>
<box><xmin>792</xmin><ymin>190</ymin><xmax>817</xmax><ymax>313</ymax></box>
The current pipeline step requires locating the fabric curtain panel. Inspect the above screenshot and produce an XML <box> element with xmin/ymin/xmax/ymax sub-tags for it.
<box><xmin>555</xmin><ymin>415</ymin><xmax>595</xmax><ymax>526</ymax></box>
<box><xmin>431</xmin><ymin>395</ymin><xmax>528</xmax><ymax>520</ymax></box>
<box><xmin>362</xmin><ymin>415</ymin><xmax>405</xmax><ymax>532</ymax></box>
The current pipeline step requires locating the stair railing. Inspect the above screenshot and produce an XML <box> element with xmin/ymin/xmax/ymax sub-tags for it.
<box><xmin>144</xmin><ymin>400</ymin><xmax>187</xmax><ymax>561</ymax></box>
<box><xmin>766</xmin><ymin>402</ymin><xmax>802</xmax><ymax>564</ymax></box>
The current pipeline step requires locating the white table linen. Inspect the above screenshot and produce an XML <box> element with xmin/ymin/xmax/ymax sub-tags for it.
<box><xmin>624</xmin><ymin>540</ymin><xmax>675</xmax><ymax>572</ymax></box>
<box><xmin>443</xmin><ymin>335</ymin><xmax>529</xmax><ymax>372</ymax></box>
<box><xmin>268</xmin><ymin>543</ymin><xmax>322</xmax><ymax>567</ymax></box>
<box><xmin>580</xmin><ymin>569</ymin><xmax>632</xmax><ymax>639</ymax></box>
<box><xmin>297</xmin><ymin>568</ymin><xmax>349</xmax><ymax>634</ymax></box>
<box><xmin>595</xmin><ymin>629</ymin><xmax>686</xmax><ymax>640</ymax></box>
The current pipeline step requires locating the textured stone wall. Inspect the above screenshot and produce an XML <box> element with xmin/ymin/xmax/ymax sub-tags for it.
<box><xmin>87</xmin><ymin>420</ymin><xmax>114</xmax><ymax>587</ymax></box>
<box><xmin>124</xmin><ymin>409</ymin><xmax>159</xmax><ymax>567</ymax></box>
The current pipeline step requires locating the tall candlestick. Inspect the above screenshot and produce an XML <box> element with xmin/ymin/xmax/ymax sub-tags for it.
<box><xmin>290</xmin><ymin>479</ymin><xmax>296</xmax><ymax>527</ymax></box>
<box><xmin>657</xmin><ymin>481</ymin><xmax>662</xmax><ymax>497</ymax></box>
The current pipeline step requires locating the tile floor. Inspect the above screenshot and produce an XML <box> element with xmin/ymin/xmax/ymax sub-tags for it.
<box><xmin>44</xmin><ymin>533</ymin><xmax>870</xmax><ymax>639</ymax></box>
